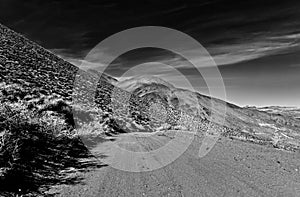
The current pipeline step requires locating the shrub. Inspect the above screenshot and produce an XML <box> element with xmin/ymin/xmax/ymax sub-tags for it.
<box><xmin>0</xmin><ymin>101</ymin><xmax>91</xmax><ymax>195</ymax></box>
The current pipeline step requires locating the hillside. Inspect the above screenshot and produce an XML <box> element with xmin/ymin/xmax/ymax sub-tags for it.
<box><xmin>0</xmin><ymin>23</ymin><xmax>129</xmax><ymax>195</ymax></box>
<box><xmin>256</xmin><ymin>106</ymin><xmax>300</xmax><ymax>120</ymax></box>
<box><xmin>116</xmin><ymin>76</ymin><xmax>300</xmax><ymax>152</ymax></box>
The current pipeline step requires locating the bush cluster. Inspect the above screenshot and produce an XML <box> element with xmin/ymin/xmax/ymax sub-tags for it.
<box><xmin>0</xmin><ymin>101</ymin><xmax>91</xmax><ymax>195</ymax></box>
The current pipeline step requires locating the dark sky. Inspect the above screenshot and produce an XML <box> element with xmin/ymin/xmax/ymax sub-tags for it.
<box><xmin>1</xmin><ymin>0</ymin><xmax>300</xmax><ymax>107</ymax></box>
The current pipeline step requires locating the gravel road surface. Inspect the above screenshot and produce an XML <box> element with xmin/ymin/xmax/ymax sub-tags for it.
<box><xmin>48</xmin><ymin>131</ymin><xmax>300</xmax><ymax>197</ymax></box>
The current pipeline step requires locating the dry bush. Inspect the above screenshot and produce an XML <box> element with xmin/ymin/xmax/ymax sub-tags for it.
<box><xmin>0</xmin><ymin>101</ymin><xmax>92</xmax><ymax>195</ymax></box>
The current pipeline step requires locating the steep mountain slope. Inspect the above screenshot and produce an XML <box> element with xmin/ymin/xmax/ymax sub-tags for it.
<box><xmin>0</xmin><ymin>23</ymin><xmax>77</xmax><ymax>99</ymax></box>
<box><xmin>0</xmin><ymin>23</ymin><xmax>100</xmax><ymax>195</ymax></box>
<box><xmin>0</xmin><ymin>23</ymin><xmax>133</xmax><ymax>131</ymax></box>
<box><xmin>0</xmin><ymin>23</ymin><xmax>119</xmax><ymax>104</ymax></box>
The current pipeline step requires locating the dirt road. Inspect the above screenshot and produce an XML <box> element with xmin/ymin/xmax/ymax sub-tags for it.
<box><xmin>48</xmin><ymin>131</ymin><xmax>300</xmax><ymax>197</ymax></box>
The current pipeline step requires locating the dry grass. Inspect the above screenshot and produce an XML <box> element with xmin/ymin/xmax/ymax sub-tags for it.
<box><xmin>0</xmin><ymin>89</ymin><xmax>97</xmax><ymax>195</ymax></box>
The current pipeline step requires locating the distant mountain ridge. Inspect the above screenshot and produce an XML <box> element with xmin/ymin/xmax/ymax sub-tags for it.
<box><xmin>87</xmin><ymin>69</ymin><xmax>118</xmax><ymax>85</ymax></box>
<box><xmin>116</xmin><ymin>75</ymin><xmax>175</xmax><ymax>92</ymax></box>
<box><xmin>115</xmin><ymin>74</ymin><xmax>300</xmax><ymax>151</ymax></box>
<box><xmin>253</xmin><ymin>106</ymin><xmax>300</xmax><ymax>121</ymax></box>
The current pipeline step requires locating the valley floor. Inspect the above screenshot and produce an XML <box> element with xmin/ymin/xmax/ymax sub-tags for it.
<box><xmin>46</xmin><ymin>131</ymin><xmax>300</xmax><ymax>197</ymax></box>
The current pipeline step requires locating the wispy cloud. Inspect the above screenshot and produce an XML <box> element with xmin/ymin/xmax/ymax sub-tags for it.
<box><xmin>52</xmin><ymin>24</ymin><xmax>300</xmax><ymax>77</ymax></box>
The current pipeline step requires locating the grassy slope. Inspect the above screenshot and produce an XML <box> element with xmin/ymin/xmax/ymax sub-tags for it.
<box><xmin>0</xmin><ymin>24</ymin><xmax>100</xmax><ymax>195</ymax></box>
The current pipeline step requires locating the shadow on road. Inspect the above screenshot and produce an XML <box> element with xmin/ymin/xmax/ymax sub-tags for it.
<box><xmin>0</xmin><ymin>136</ymin><xmax>108</xmax><ymax>196</ymax></box>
